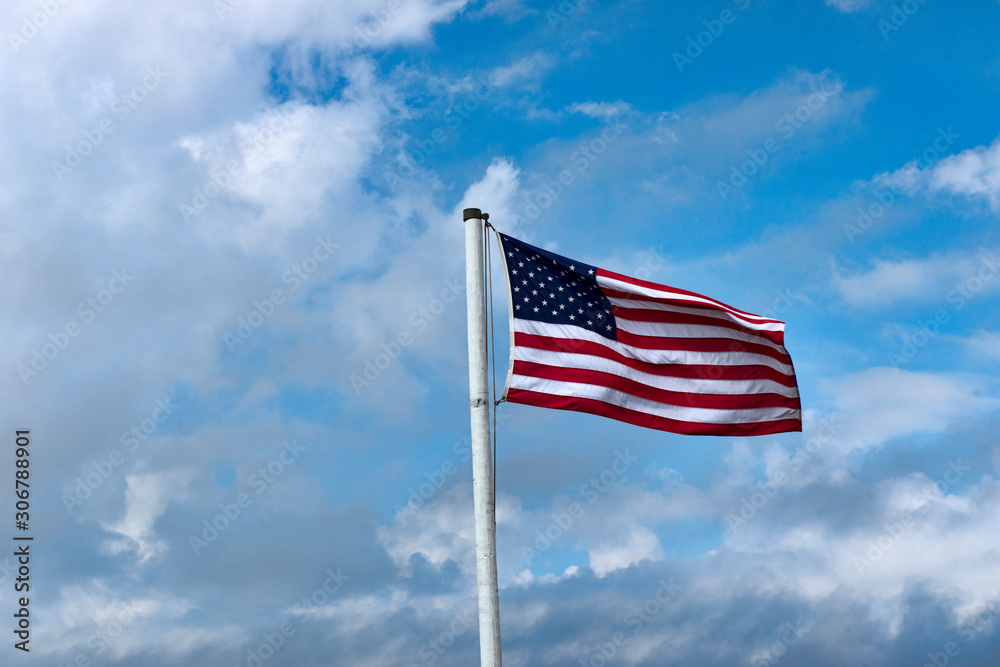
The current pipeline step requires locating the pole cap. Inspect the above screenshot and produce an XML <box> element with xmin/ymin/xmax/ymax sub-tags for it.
<box><xmin>463</xmin><ymin>207</ymin><xmax>482</xmax><ymax>221</ymax></box>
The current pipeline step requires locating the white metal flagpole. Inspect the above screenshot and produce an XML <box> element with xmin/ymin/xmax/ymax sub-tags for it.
<box><xmin>462</xmin><ymin>207</ymin><xmax>502</xmax><ymax>666</ymax></box>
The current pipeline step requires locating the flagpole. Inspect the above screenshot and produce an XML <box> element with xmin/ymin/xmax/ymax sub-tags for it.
<box><xmin>462</xmin><ymin>207</ymin><xmax>502</xmax><ymax>667</ymax></box>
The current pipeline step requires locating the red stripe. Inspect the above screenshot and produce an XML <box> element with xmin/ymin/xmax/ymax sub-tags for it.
<box><xmin>506</xmin><ymin>388</ymin><xmax>802</xmax><ymax>436</ymax></box>
<box><xmin>515</xmin><ymin>332</ymin><xmax>798</xmax><ymax>387</ymax></box>
<box><xmin>614</xmin><ymin>329</ymin><xmax>792</xmax><ymax>366</ymax></box>
<box><xmin>598</xmin><ymin>269</ymin><xmax>782</xmax><ymax>325</ymax></box>
<box><xmin>612</xmin><ymin>305</ymin><xmax>785</xmax><ymax>346</ymax></box>
<box><xmin>513</xmin><ymin>361</ymin><xmax>802</xmax><ymax>411</ymax></box>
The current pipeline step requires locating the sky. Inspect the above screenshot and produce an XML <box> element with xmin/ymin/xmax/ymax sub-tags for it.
<box><xmin>2</xmin><ymin>0</ymin><xmax>1000</xmax><ymax>665</ymax></box>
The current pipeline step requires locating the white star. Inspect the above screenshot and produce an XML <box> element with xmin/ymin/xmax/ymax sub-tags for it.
<box><xmin>606</xmin><ymin>325</ymin><xmax>612</xmax><ymax>331</ymax></box>
<box><xmin>552</xmin><ymin>310</ymin><xmax>558</xmax><ymax>316</ymax></box>
<box><xmin>568</xmin><ymin>297</ymin><xmax>574</xmax><ymax>302</ymax></box>
<box><xmin>549</xmin><ymin>293</ymin><xmax>555</xmax><ymax>299</ymax></box>
<box><xmin>558</xmin><ymin>286</ymin><xmax>564</xmax><ymax>291</ymax></box>
<box><xmin>518</xmin><ymin>262</ymin><xmax>524</xmax><ymax>267</ymax></box>
<box><xmin>588</xmin><ymin>269</ymin><xmax>595</xmax><ymax>275</ymax></box>
<box><xmin>533</xmin><ymin>307</ymin><xmax>540</xmax><ymax>313</ymax></box>
<box><xmin>569</xmin><ymin>264</ymin><xmax>576</xmax><ymax>271</ymax></box>
<box><xmin>528</xmin><ymin>272</ymin><xmax>535</xmax><ymax>277</ymax></box>
<box><xmin>587</xmin><ymin>320</ymin><xmax>593</xmax><ymax>326</ymax></box>
<box><xmin>578</xmin><ymin>308</ymin><xmax>584</xmax><ymax>314</ymax></box>
<box><xmin>559</xmin><ymin>304</ymin><xmax>565</xmax><ymax>309</ymax></box>
<box><xmin>542</xmin><ymin>300</ymin><xmax>548</xmax><ymax>306</ymax></box>
<box><xmin>514</xmin><ymin>287</ymin><xmax>520</xmax><ymax>292</ymax></box>
<box><xmin>569</xmin><ymin>315</ymin><xmax>575</xmax><ymax>320</ymax></box>
<box><xmin>532</xmin><ymin>290</ymin><xmax>538</xmax><ymax>295</ymax></box>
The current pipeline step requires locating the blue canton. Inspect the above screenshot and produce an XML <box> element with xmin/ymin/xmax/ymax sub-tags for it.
<box><xmin>499</xmin><ymin>233</ymin><xmax>617</xmax><ymax>341</ymax></box>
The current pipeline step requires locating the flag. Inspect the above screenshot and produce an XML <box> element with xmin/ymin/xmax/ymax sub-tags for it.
<box><xmin>497</xmin><ymin>233</ymin><xmax>801</xmax><ymax>436</ymax></box>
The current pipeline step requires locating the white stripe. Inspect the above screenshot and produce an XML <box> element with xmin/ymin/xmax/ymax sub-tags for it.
<box><xmin>614</xmin><ymin>317</ymin><xmax>789</xmax><ymax>354</ymax></box>
<box><xmin>514</xmin><ymin>318</ymin><xmax>796</xmax><ymax>376</ymax></box>
<box><xmin>515</xmin><ymin>346</ymin><xmax>800</xmax><ymax>397</ymax></box>
<box><xmin>509</xmin><ymin>375</ymin><xmax>801</xmax><ymax>425</ymax></box>
<box><xmin>606</xmin><ymin>296</ymin><xmax>785</xmax><ymax>334</ymax></box>
<box><xmin>598</xmin><ymin>275</ymin><xmax>780</xmax><ymax>328</ymax></box>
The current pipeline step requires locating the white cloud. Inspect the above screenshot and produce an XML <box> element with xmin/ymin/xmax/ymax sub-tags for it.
<box><xmin>833</xmin><ymin>257</ymin><xmax>946</xmax><ymax>307</ymax></box>
<box><xmin>965</xmin><ymin>330</ymin><xmax>1000</xmax><ymax>361</ymax></box>
<box><xmin>821</xmin><ymin>367</ymin><xmax>1000</xmax><ymax>449</ymax></box>
<box><xmin>568</xmin><ymin>101</ymin><xmax>634</xmax><ymax>119</ymax></box>
<box><xmin>179</xmin><ymin>82</ymin><xmax>387</xmax><ymax>250</ymax></box>
<box><xmin>876</xmin><ymin>134</ymin><xmax>1000</xmax><ymax>212</ymax></box>
<box><xmin>101</xmin><ymin>470</ymin><xmax>198</xmax><ymax>562</ymax></box>
<box><xmin>930</xmin><ymin>135</ymin><xmax>1000</xmax><ymax>211</ymax></box>
<box><xmin>36</xmin><ymin>579</ymin><xmax>240</xmax><ymax>662</ymax></box>
<box><xmin>589</xmin><ymin>525</ymin><xmax>663</xmax><ymax>577</ymax></box>
<box><xmin>832</xmin><ymin>251</ymin><xmax>1000</xmax><ymax>308</ymax></box>
<box><xmin>488</xmin><ymin>52</ymin><xmax>554</xmax><ymax>88</ymax></box>
<box><xmin>377</xmin><ymin>483</ymin><xmax>476</xmax><ymax>574</ymax></box>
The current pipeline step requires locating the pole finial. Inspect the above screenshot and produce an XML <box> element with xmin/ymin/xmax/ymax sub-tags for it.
<box><xmin>463</xmin><ymin>208</ymin><xmax>482</xmax><ymax>221</ymax></box>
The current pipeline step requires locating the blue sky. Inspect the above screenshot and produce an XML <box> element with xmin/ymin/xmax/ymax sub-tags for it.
<box><xmin>2</xmin><ymin>0</ymin><xmax>1000</xmax><ymax>665</ymax></box>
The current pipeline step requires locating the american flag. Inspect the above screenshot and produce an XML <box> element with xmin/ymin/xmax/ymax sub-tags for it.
<box><xmin>497</xmin><ymin>233</ymin><xmax>801</xmax><ymax>436</ymax></box>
